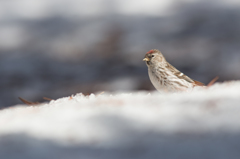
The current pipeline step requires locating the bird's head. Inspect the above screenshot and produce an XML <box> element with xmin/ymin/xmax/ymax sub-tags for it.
<box><xmin>143</xmin><ymin>49</ymin><xmax>166</xmax><ymax>67</ymax></box>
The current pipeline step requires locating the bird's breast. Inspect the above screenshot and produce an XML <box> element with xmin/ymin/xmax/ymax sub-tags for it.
<box><xmin>148</xmin><ymin>67</ymin><xmax>193</xmax><ymax>92</ymax></box>
<box><xmin>148</xmin><ymin>68</ymin><xmax>166</xmax><ymax>91</ymax></box>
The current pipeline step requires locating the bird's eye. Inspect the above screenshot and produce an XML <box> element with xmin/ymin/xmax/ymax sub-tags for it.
<box><xmin>151</xmin><ymin>55</ymin><xmax>154</xmax><ymax>57</ymax></box>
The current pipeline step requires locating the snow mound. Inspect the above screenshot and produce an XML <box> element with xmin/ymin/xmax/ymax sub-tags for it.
<box><xmin>1</xmin><ymin>81</ymin><xmax>240</xmax><ymax>159</ymax></box>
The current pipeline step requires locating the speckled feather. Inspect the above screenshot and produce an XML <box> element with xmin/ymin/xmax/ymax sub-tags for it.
<box><xmin>144</xmin><ymin>49</ymin><xmax>204</xmax><ymax>91</ymax></box>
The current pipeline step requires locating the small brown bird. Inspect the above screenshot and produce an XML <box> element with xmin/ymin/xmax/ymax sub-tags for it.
<box><xmin>143</xmin><ymin>49</ymin><xmax>204</xmax><ymax>92</ymax></box>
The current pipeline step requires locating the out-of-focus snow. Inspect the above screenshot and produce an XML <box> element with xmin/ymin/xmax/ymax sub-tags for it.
<box><xmin>0</xmin><ymin>0</ymin><xmax>193</xmax><ymax>19</ymax></box>
<box><xmin>0</xmin><ymin>0</ymin><xmax>239</xmax><ymax>20</ymax></box>
<box><xmin>0</xmin><ymin>81</ymin><xmax>240</xmax><ymax>159</ymax></box>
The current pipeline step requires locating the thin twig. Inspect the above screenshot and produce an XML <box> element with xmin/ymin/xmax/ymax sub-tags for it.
<box><xmin>43</xmin><ymin>97</ymin><xmax>53</xmax><ymax>101</ymax></box>
<box><xmin>207</xmin><ymin>76</ymin><xmax>219</xmax><ymax>87</ymax></box>
<box><xmin>18</xmin><ymin>97</ymin><xmax>39</xmax><ymax>105</ymax></box>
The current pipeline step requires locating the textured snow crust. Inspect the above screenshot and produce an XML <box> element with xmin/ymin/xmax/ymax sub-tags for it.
<box><xmin>0</xmin><ymin>81</ymin><xmax>240</xmax><ymax>159</ymax></box>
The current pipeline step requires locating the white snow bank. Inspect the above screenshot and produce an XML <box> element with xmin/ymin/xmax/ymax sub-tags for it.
<box><xmin>1</xmin><ymin>81</ymin><xmax>240</xmax><ymax>159</ymax></box>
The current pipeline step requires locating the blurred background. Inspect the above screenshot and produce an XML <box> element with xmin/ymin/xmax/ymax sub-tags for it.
<box><xmin>1</xmin><ymin>0</ymin><xmax>240</xmax><ymax>108</ymax></box>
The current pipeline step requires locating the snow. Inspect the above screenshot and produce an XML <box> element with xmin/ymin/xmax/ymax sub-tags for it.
<box><xmin>0</xmin><ymin>0</ymin><xmax>238</xmax><ymax>20</ymax></box>
<box><xmin>0</xmin><ymin>1</ymin><xmax>240</xmax><ymax>157</ymax></box>
<box><xmin>0</xmin><ymin>0</ymin><xmax>197</xmax><ymax>20</ymax></box>
<box><xmin>0</xmin><ymin>81</ymin><xmax>240</xmax><ymax>159</ymax></box>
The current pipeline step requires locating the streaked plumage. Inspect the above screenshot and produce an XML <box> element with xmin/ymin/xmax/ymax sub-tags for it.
<box><xmin>143</xmin><ymin>49</ymin><xmax>204</xmax><ymax>92</ymax></box>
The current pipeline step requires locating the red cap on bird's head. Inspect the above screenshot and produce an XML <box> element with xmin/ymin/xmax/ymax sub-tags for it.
<box><xmin>146</xmin><ymin>50</ymin><xmax>155</xmax><ymax>54</ymax></box>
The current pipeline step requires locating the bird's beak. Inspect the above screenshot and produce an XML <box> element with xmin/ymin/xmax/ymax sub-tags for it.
<box><xmin>143</xmin><ymin>58</ymin><xmax>150</xmax><ymax>62</ymax></box>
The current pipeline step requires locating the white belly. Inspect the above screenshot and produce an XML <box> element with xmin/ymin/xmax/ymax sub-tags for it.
<box><xmin>148</xmin><ymin>68</ymin><xmax>193</xmax><ymax>92</ymax></box>
<box><xmin>148</xmin><ymin>68</ymin><xmax>166</xmax><ymax>91</ymax></box>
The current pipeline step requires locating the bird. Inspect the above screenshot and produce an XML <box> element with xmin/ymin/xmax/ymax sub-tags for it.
<box><xmin>143</xmin><ymin>49</ymin><xmax>205</xmax><ymax>92</ymax></box>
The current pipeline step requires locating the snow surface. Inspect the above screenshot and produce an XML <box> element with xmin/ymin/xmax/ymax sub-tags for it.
<box><xmin>0</xmin><ymin>81</ymin><xmax>240</xmax><ymax>159</ymax></box>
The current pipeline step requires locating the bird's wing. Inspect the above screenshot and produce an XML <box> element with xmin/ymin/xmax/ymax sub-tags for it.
<box><xmin>166</xmin><ymin>63</ymin><xmax>195</xmax><ymax>83</ymax></box>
